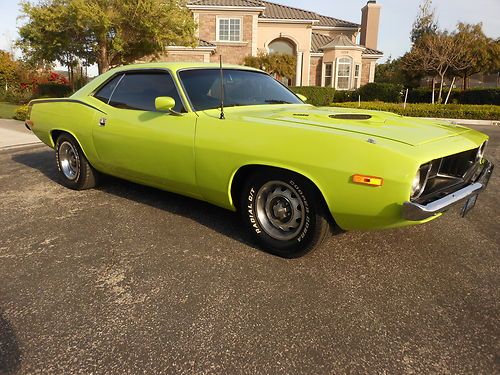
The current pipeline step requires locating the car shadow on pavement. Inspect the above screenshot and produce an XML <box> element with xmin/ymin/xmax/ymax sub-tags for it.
<box><xmin>0</xmin><ymin>309</ymin><xmax>21</xmax><ymax>375</ymax></box>
<box><xmin>11</xmin><ymin>149</ymin><xmax>256</xmax><ymax>249</ymax></box>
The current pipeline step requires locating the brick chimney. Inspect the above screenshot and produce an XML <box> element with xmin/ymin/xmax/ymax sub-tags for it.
<box><xmin>360</xmin><ymin>1</ymin><xmax>381</xmax><ymax>50</ymax></box>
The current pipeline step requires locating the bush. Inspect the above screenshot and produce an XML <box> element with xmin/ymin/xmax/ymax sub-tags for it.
<box><xmin>14</xmin><ymin>104</ymin><xmax>29</xmax><ymax>121</ymax></box>
<box><xmin>290</xmin><ymin>86</ymin><xmax>356</xmax><ymax>106</ymax></box>
<box><xmin>458</xmin><ymin>88</ymin><xmax>500</xmax><ymax>105</ymax></box>
<box><xmin>406</xmin><ymin>87</ymin><xmax>500</xmax><ymax>105</ymax></box>
<box><xmin>3</xmin><ymin>88</ymin><xmax>34</xmax><ymax>104</ymax></box>
<box><xmin>356</xmin><ymin>83</ymin><xmax>404</xmax><ymax>103</ymax></box>
<box><xmin>36</xmin><ymin>83</ymin><xmax>72</xmax><ymax>98</ymax></box>
<box><xmin>331</xmin><ymin>102</ymin><xmax>500</xmax><ymax>121</ymax></box>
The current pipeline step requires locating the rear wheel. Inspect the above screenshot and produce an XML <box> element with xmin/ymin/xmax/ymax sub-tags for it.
<box><xmin>240</xmin><ymin>169</ymin><xmax>331</xmax><ymax>257</ymax></box>
<box><xmin>55</xmin><ymin>133</ymin><xmax>98</xmax><ymax>190</ymax></box>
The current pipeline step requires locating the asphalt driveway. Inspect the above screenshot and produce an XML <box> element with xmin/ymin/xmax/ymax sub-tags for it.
<box><xmin>0</xmin><ymin>124</ymin><xmax>498</xmax><ymax>374</ymax></box>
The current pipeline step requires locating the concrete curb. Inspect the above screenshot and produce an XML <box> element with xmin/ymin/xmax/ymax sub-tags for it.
<box><xmin>421</xmin><ymin>118</ymin><xmax>500</xmax><ymax>126</ymax></box>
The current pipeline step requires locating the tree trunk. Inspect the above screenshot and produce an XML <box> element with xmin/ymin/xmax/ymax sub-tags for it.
<box><xmin>463</xmin><ymin>74</ymin><xmax>468</xmax><ymax>91</ymax></box>
<box><xmin>97</xmin><ymin>42</ymin><xmax>109</xmax><ymax>74</ymax></box>
<box><xmin>437</xmin><ymin>74</ymin><xmax>445</xmax><ymax>104</ymax></box>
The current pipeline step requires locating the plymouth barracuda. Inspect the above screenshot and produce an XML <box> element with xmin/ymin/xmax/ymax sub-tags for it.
<box><xmin>25</xmin><ymin>62</ymin><xmax>494</xmax><ymax>257</ymax></box>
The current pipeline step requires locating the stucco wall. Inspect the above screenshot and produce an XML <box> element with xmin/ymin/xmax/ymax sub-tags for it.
<box><xmin>257</xmin><ymin>22</ymin><xmax>312</xmax><ymax>85</ymax></box>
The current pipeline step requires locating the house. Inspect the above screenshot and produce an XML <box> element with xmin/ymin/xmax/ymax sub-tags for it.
<box><xmin>158</xmin><ymin>0</ymin><xmax>383</xmax><ymax>89</ymax></box>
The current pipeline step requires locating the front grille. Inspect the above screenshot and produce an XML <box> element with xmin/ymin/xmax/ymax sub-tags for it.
<box><xmin>414</xmin><ymin>147</ymin><xmax>479</xmax><ymax>204</ymax></box>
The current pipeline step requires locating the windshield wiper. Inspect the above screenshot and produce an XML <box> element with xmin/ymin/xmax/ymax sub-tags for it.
<box><xmin>265</xmin><ymin>99</ymin><xmax>292</xmax><ymax>104</ymax></box>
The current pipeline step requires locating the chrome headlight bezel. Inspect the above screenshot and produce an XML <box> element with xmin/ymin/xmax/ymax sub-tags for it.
<box><xmin>477</xmin><ymin>141</ymin><xmax>488</xmax><ymax>161</ymax></box>
<box><xmin>410</xmin><ymin>162</ymin><xmax>432</xmax><ymax>200</ymax></box>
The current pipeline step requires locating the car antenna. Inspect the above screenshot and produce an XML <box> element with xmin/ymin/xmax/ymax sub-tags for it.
<box><xmin>219</xmin><ymin>55</ymin><xmax>225</xmax><ymax>120</ymax></box>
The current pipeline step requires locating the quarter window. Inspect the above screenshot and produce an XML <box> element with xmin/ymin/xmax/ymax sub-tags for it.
<box><xmin>94</xmin><ymin>74</ymin><xmax>123</xmax><ymax>104</ymax></box>
<box><xmin>336</xmin><ymin>57</ymin><xmax>352</xmax><ymax>90</ymax></box>
<box><xmin>104</xmin><ymin>72</ymin><xmax>183</xmax><ymax>112</ymax></box>
<box><xmin>218</xmin><ymin>18</ymin><xmax>241</xmax><ymax>42</ymax></box>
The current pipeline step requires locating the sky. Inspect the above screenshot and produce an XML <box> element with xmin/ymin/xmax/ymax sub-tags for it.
<box><xmin>1</xmin><ymin>0</ymin><xmax>499</xmax><ymax>74</ymax></box>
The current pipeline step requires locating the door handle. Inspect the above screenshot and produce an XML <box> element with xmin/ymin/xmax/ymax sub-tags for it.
<box><xmin>98</xmin><ymin>117</ymin><xmax>107</xmax><ymax>127</ymax></box>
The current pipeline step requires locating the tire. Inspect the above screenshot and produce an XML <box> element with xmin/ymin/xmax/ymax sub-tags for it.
<box><xmin>240</xmin><ymin>169</ymin><xmax>331</xmax><ymax>258</ymax></box>
<box><xmin>55</xmin><ymin>133</ymin><xmax>98</xmax><ymax>190</ymax></box>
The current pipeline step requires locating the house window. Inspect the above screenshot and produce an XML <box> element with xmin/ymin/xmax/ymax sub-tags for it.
<box><xmin>354</xmin><ymin>64</ymin><xmax>360</xmax><ymax>88</ymax></box>
<box><xmin>336</xmin><ymin>57</ymin><xmax>352</xmax><ymax>90</ymax></box>
<box><xmin>324</xmin><ymin>63</ymin><xmax>333</xmax><ymax>87</ymax></box>
<box><xmin>217</xmin><ymin>18</ymin><xmax>241</xmax><ymax>42</ymax></box>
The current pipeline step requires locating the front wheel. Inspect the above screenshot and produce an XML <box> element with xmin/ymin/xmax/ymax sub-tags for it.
<box><xmin>240</xmin><ymin>170</ymin><xmax>331</xmax><ymax>257</ymax></box>
<box><xmin>55</xmin><ymin>133</ymin><xmax>98</xmax><ymax>190</ymax></box>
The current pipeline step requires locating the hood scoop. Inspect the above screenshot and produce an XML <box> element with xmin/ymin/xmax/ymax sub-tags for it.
<box><xmin>329</xmin><ymin>114</ymin><xmax>372</xmax><ymax>120</ymax></box>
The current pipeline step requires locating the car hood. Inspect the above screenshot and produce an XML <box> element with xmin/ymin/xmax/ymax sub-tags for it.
<box><xmin>210</xmin><ymin>105</ymin><xmax>472</xmax><ymax>146</ymax></box>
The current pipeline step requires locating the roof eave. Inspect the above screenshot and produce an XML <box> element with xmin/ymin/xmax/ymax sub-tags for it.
<box><xmin>258</xmin><ymin>18</ymin><xmax>319</xmax><ymax>24</ymax></box>
<box><xmin>187</xmin><ymin>5</ymin><xmax>266</xmax><ymax>11</ymax></box>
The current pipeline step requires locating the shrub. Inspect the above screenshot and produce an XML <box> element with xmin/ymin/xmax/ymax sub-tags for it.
<box><xmin>356</xmin><ymin>82</ymin><xmax>404</xmax><ymax>103</ymax></box>
<box><xmin>4</xmin><ymin>88</ymin><xmax>34</xmax><ymax>104</ymax></box>
<box><xmin>36</xmin><ymin>83</ymin><xmax>72</xmax><ymax>98</ymax></box>
<box><xmin>458</xmin><ymin>88</ymin><xmax>500</xmax><ymax>105</ymax></box>
<box><xmin>14</xmin><ymin>104</ymin><xmax>29</xmax><ymax>121</ymax></box>
<box><xmin>290</xmin><ymin>86</ymin><xmax>356</xmax><ymax>106</ymax></box>
<box><xmin>331</xmin><ymin>102</ymin><xmax>500</xmax><ymax>121</ymax></box>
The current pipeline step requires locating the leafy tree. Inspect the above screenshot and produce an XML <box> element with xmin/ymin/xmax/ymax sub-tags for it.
<box><xmin>411</xmin><ymin>0</ymin><xmax>438</xmax><ymax>43</ymax></box>
<box><xmin>244</xmin><ymin>52</ymin><xmax>296</xmax><ymax>80</ymax></box>
<box><xmin>0</xmin><ymin>50</ymin><xmax>20</xmax><ymax>91</ymax></box>
<box><xmin>375</xmin><ymin>56</ymin><xmax>421</xmax><ymax>88</ymax></box>
<box><xmin>70</xmin><ymin>0</ymin><xmax>197</xmax><ymax>73</ymax></box>
<box><xmin>451</xmin><ymin>23</ymin><xmax>494</xmax><ymax>90</ymax></box>
<box><xmin>403</xmin><ymin>32</ymin><xmax>468</xmax><ymax>103</ymax></box>
<box><xmin>17</xmin><ymin>0</ymin><xmax>197</xmax><ymax>75</ymax></box>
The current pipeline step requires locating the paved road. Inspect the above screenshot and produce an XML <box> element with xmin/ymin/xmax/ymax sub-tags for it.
<box><xmin>0</xmin><ymin>120</ymin><xmax>41</xmax><ymax>150</ymax></box>
<box><xmin>0</xmin><ymin>125</ymin><xmax>498</xmax><ymax>374</ymax></box>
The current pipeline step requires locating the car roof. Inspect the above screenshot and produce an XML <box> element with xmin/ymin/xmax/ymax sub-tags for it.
<box><xmin>107</xmin><ymin>62</ymin><xmax>262</xmax><ymax>74</ymax></box>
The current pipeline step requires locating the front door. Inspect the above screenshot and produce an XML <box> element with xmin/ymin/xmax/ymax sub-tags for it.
<box><xmin>91</xmin><ymin>71</ymin><xmax>199</xmax><ymax>197</ymax></box>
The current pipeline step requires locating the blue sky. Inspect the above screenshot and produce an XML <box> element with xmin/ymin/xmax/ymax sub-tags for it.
<box><xmin>1</xmin><ymin>0</ymin><xmax>499</xmax><ymax>69</ymax></box>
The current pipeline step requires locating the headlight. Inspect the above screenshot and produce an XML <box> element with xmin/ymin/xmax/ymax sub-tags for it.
<box><xmin>477</xmin><ymin>141</ymin><xmax>487</xmax><ymax>161</ymax></box>
<box><xmin>411</xmin><ymin>163</ymin><xmax>431</xmax><ymax>200</ymax></box>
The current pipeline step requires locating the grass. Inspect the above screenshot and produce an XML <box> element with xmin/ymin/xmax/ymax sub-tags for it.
<box><xmin>0</xmin><ymin>102</ymin><xmax>19</xmax><ymax>119</ymax></box>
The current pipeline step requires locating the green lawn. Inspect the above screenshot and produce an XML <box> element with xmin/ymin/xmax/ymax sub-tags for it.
<box><xmin>0</xmin><ymin>102</ymin><xmax>18</xmax><ymax>119</ymax></box>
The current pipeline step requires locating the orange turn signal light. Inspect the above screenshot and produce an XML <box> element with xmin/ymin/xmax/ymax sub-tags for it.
<box><xmin>352</xmin><ymin>174</ymin><xmax>383</xmax><ymax>187</ymax></box>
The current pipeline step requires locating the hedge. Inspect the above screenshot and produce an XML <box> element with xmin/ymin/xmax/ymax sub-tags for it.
<box><xmin>37</xmin><ymin>83</ymin><xmax>72</xmax><ymax>98</ymax></box>
<box><xmin>331</xmin><ymin>102</ymin><xmax>500</xmax><ymax>121</ymax></box>
<box><xmin>14</xmin><ymin>104</ymin><xmax>29</xmax><ymax>121</ymax></box>
<box><xmin>291</xmin><ymin>85</ymin><xmax>500</xmax><ymax>106</ymax></box>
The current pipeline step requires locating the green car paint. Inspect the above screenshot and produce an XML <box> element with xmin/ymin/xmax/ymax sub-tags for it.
<box><xmin>28</xmin><ymin>62</ymin><xmax>489</xmax><ymax>231</ymax></box>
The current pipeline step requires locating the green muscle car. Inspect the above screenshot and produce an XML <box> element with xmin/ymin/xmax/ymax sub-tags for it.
<box><xmin>25</xmin><ymin>62</ymin><xmax>493</xmax><ymax>257</ymax></box>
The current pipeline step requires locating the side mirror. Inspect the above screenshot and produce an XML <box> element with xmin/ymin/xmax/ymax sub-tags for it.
<box><xmin>155</xmin><ymin>96</ymin><xmax>182</xmax><ymax>115</ymax></box>
<box><xmin>296</xmin><ymin>93</ymin><xmax>307</xmax><ymax>102</ymax></box>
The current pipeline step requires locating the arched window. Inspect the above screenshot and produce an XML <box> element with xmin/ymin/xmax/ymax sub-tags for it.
<box><xmin>336</xmin><ymin>57</ymin><xmax>352</xmax><ymax>90</ymax></box>
<box><xmin>268</xmin><ymin>38</ymin><xmax>295</xmax><ymax>55</ymax></box>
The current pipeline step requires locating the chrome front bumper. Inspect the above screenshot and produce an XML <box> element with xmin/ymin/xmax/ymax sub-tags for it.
<box><xmin>402</xmin><ymin>160</ymin><xmax>494</xmax><ymax>221</ymax></box>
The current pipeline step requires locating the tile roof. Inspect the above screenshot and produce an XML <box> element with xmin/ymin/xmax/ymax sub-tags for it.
<box><xmin>260</xmin><ymin>1</ymin><xmax>317</xmax><ymax>20</ymax></box>
<box><xmin>363</xmin><ymin>46</ymin><xmax>384</xmax><ymax>55</ymax></box>
<box><xmin>320</xmin><ymin>34</ymin><xmax>359</xmax><ymax>49</ymax></box>
<box><xmin>189</xmin><ymin>0</ymin><xmax>264</xmax><ymax>6</ymax></box>
<box><xmin>310</xmin><ymin>33</ymin><xmax>383</xmax><ymax>56</ymax></box>
<box><xmin>188</xmin><ymin>0</ymin><xmax>359</xmax><ymax>27</ymax></box>
<box><xmin>316</xmin><ymin>15</ymin><xmax>360</xmax><ymax>28</ymax></box>
<box><xmin>198</xmin><ymin>39</ymin><xmax>216</xmax><ymax>47</ymax></box>
<box><xmin>311</xmin><ymin>32</ymin><xmax>333</xmax><ymax>53</ymax></box>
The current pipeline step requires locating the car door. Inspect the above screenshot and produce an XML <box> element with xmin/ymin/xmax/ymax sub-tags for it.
<box><xmin>91</xmin><ymin>71</ymin><xmax>199</xmax><ymax>198</ymax></box>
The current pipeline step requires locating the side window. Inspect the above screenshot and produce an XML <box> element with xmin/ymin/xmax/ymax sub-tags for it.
<box><xmin>94</xmin><ymin>74</ymin><xmax>123</xmax><ymax>104</ymax></box>
<box><xmin>108</xmin><ymin>73</ymin><xmax>184</xmax><ymax>112</ymax></box>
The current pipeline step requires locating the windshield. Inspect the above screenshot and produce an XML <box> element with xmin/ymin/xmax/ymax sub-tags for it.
<box><xmin>178</xmin><ymin>69</ymin><xmax>303</xmax><ymax>111</ymax></box>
